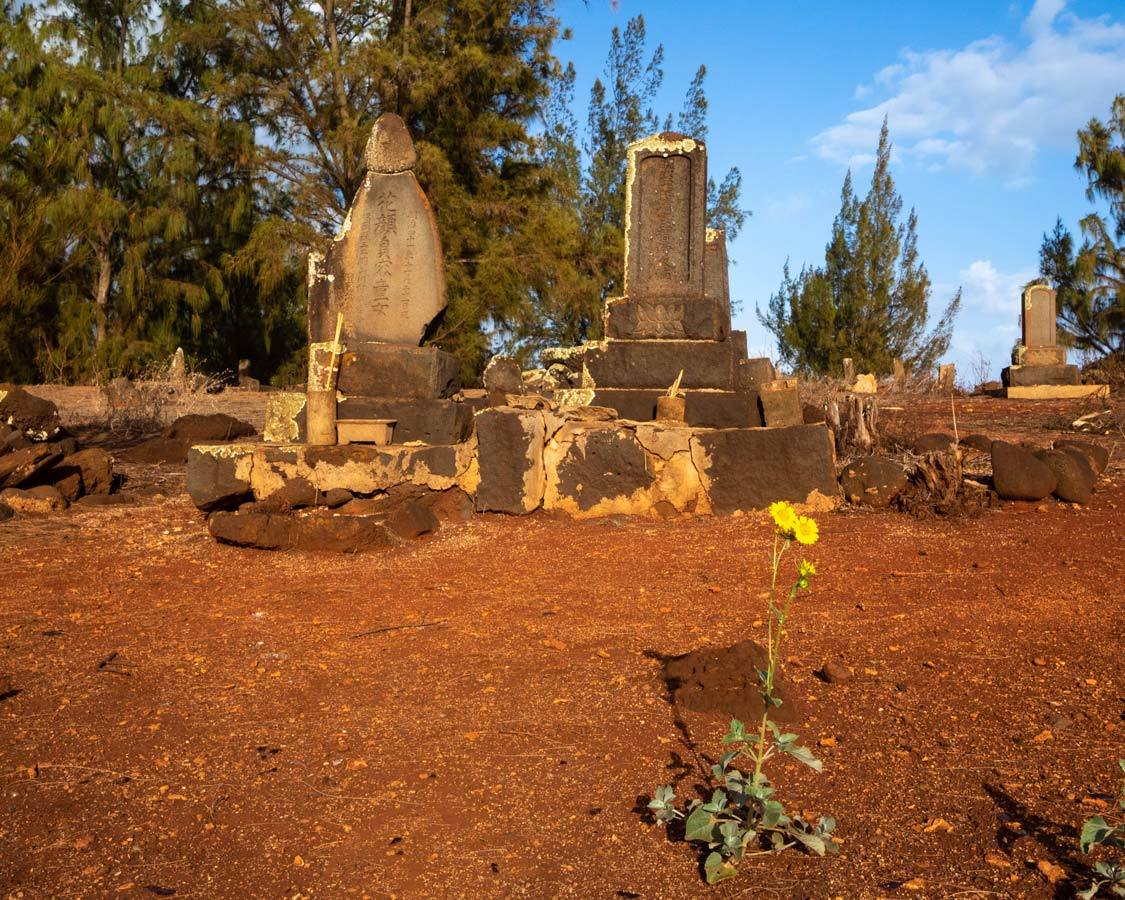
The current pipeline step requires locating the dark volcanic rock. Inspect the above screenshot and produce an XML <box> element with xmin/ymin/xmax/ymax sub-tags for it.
<box><xmin>186</xmin><ymin>448</ymin><xmax>252</xmax><ymax>511</ymax></box>
<box><xmin>961</xmin><ymin>433</ymin><xmax>994</xmax><ymax>454</ymax></box>
<box><xmin>991</xmin><ymin>441</ymin><xmax>1057</xmax><ymax>501</ymax></box>
<box><xmin>913</xmin><ymin>432</ymin><xmax>955</xmax><ymax>454</ymax></box>
<box><xmin>387</xmin><ymin>501</ymin><xmax>440</xmax><ymax>539</ymax></box>
<box><xmin>0</xmin><ymin>445</ymin><xmax>62</xmax><ymax>490</ymax></box>
<box><xmin>819</xmin><ymin>660</ymin><xmax>852</xmax><ymax>684</ymax></box>
<box><xmin>474</xmin><ymin>408</ymin><xmax>544</xmax><ymax>514</ymax></box>
<box><xmin>839</xmin><ymin>456</ymin><xmax>909</xmax><ymax>508</ymax></box>
<box><xmin>427</xmin><ymin>487</ymin><xmax>474</xmax><ymax>523</ymax></box>
<box><xmin>1034</xmin><ymin>449</ymin><xmax>1095</xmax><ymax>504</ymax></box>
<box><xmin>63</xmin><ymin>449</ymin><xmax>114</xmax><ymax>495</ymax></box>
<box><xmin>0</xmin><ymin>502</ymin><xmax>12</xmax><ymax>521</ymax></box>
<box><xmin>209</xmin><ymin>511</ymin><xmax>398</xmax><ymax>552</ymax></box>
<box><xmin>664</xmin><ymin>640</ymin><xmax>802</xmax><ymax>724</ymax></box>
<box><xmin>694</xmin><ymin>425</ymin><xmax>839</xmax><ymax>514</ymax></box>
<box><xmin>75</xmin><ymin>492</ymin><xmax>135</xmax><ymax>508</ymax></box>
<box><xmin>261</xmin><ymin>477</ymin><xmax>318</xmax><ymax>511</ymax></box>
<box><xmin>1054</xmin><ymin>439</ymin><xmax>1108</xmax><ymax>475</ymax></box>
<box><xmin>119</xmin><ymin>437</ymin><xmax>191</xmax><ymax>465</ymax></box>
<box><xmin>482</xmin><ymin>356</ymin><xmax>524</xmax><ymax>395</ymax></box>
<box><xmin>1</xmin><ymin>485</ymin><xmax>67</xmax><ymax>513</ymax></box>
<box><xmin>555</xmin><ymin>428</ymin><xmax>654</xmax><ymax>512</ymax></box>
<box><xmin>163</xmin><ymin>413</ymin><xmax>255</xmax><ymax>444</ymax></box>
<box><xmin>0</xmin><ymin>387</ymin><xmax>61</xmax><ymax>439</ymax></box>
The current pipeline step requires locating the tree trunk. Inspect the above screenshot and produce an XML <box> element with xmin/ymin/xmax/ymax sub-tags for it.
<box><xmin>94</xmin><ymin>245</ymin><xmax>112</xmax><ymax>347</ymax></box>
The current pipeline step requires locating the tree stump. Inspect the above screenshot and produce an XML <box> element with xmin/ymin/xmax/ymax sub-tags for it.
<box><xmin>826</xmin><ymin>393</ymin><xmax>879</xmax><ymax>457</ymax></box>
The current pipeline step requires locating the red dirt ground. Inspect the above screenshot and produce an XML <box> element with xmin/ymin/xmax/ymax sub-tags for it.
<box><xmin>1</xmin><ymin>394</ymin><xmax>1123</xmax><ymax>898</ymax></box>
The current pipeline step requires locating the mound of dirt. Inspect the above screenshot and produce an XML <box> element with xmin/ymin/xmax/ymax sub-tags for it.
<box><xmin>663</xmin><ymin>640</ymin><xmax>804</xmax><ymax>725</ymax></box>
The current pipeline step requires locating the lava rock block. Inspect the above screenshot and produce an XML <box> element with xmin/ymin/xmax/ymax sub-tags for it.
<box><xmin>0</xmin><ymin>445</ymin><xmax>62</xmax><ymax>490</ymax></box>
<box><xmin>554</xmin><ymin>428</ymin><xmax>655</xmax><ymax>512</ymax></box>
<box><xmin>1</xmin><ymin>485</ymin><xmax>67</xmax><ymax>513</ymax></box>
<box><xmin>209</xmin><ymin>511</ymin><xmax>398</xmax><ymax>552</ymax></box>
<box><xmin>0</xmin><ymin>502</ymin><xmax>12</xmax><ymax>521</ymax></box>
<box><xmin>387</xmin><ymin>500</ymin><xmax>440</xmax><ymax>539</ymax></box>
<box><xmin>337</xmin><ymin>344</ymin><xmax>461</xmax><ymax>399</ymax></box>
<box><xmin>62</xmin><ymin>448</ymin><xmax>114</xmax><ymax>495</ymax></box>
<box><xmin>695</xmin><ymin>425</ymin><xmax>839</xmax><ymax>514</ymax></box>
<box><xmin>0</xmin><ymin>386</ymin><xmax>61</xmax><ymax>439</ymax></box>
<box><xmin>991</xmin><ymin>441</ymin><xmax>1058</xmax><ymax>501</ymax></box>
<box><xmin>119</xmin><ymin>437</ymin><xmax>193</xmax><ymax>465</ymax></box>
<box><xmin>260</xmin><ymin>477</ymin><xmax>319</xmax><ymax>511</ymax></box>
<box><xmin>1034</xmin><ymin>449</ymin><xmax>1095</xmax><ymax>504</ymax></box>
<box><xmin>474</xmin><ymin>408</ymin><xmax>545</xmax><ymax>514</ymax></box>
<box><xmin>186</xmin><ymin>448</ymin><xmax>252</xmax><ymax>511</ymax></box>
<box><xmin>482</xmin><ymin>356</ymin><xmax>524</xmax><ymax>394</ymax></box>
<box><xmin>546</xmin><ymin>341</ymin><xmax>737</xmax><ymax>390</ymax></box>
<box><xmin>603</xmin><ymin>296</ymin><xmax>728</xmax><ymax>341</ymax></box>
<box><xmin>839</xmin><ymin>456</ymin><xmax>909</xmax><ymax>508</ymax></box>
<box><xmin>960</xmin><ymin>433</ymin><xmax>994</xmax><ymax>454</ymax></box>
<box><xmin>336</xmin><ymin>397</ymin><xmax>474</xmax><ymax>445</ymax></box>
<box><xmin>758</xmin><ymin>385</ymin><xmax>803</xmax><ymax>427</ymax></box>
<box><xmin>913</xmin><ymin>432</ymin><xmax>956</xmax><ymax>454</ymax></box>
<box><xmin>1054</xmin><ymin>439</ymin><xmax>1108</xmax><ymax>475</ymax></box>
<box><xmin>1002</xmin><ymin>364</ymin><xmax>1081</xmax><ymax>387</ymax></box>
<box><xmin>736</xmin><ymin>357</ymin><xmax>776</xmax><ymax>388</ymax></box>
<box><xmin>591</xmin><ymin>389</ymin><xmax>762</xmax><ymax>428</ymax></box>
<box><xmin>163</xmin><ymin>413</ymin><xmax>255</xmax><ymax>443</ymax></box>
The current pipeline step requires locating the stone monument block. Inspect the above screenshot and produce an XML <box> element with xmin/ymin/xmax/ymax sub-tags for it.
<box><xmin>307</xmin><ymin>114</ymin><xmax>447</xmax><ymax>350</ymax></box>
<box><xmin>604</xmin><ymin>296</ymin><xmax>726</xmax><ymax>341</ymax></box>
<box><xmin>623</xmin><ymin>133</ymin><xmax>707</xmax><ymax>301</ymax></box>
<box><xmin>704</xmin><ymin>228</ymin><xmax>732</xmax><ymax>338</ymax></box>
<box><xmin>1021</xmin><ymin>284</ymin><xmax>1058</xmax><ymax>355</ymax></box>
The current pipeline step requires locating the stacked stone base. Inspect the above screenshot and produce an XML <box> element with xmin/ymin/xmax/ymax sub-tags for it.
<box><xmin>1001</xmin><ymin>364</ymin><xmax>1109</xmax><ymax>399</ymax></box>
<box><xmin>189</xmin><ymin>414</ymin><xmax>839</xmax><ymax>522</ymax></box>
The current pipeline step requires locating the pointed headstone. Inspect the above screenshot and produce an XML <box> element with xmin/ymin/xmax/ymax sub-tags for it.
<box><xmin>307</xmin><ymin>113</ymin><xmax>448</xmax><ymax>369</ymax></box>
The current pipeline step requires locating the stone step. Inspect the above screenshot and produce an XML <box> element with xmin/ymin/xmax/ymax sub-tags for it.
<box><xmin>592</xmin><ymin>388</ymin><xmax>762</xmax><ymax>428</ymax></box>
<box><xmin>544</xmin><ymin>339</ymin><xmax>738</xmax><ymax>390</ymax></box>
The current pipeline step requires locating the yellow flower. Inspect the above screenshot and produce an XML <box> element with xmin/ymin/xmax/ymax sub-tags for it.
<box><xmin>769</xmin><ymin>501</ymin><xmax>798</xmax><ymax>535</ymax></box>
<box><xmin>792</xmin><ymin>516</ymin><xmax>819</xmax><ymax>546</ymax></box>
<box><xmin>798</xmin><ymin>559</ymin><xmax>817</xmax><ymax>578</ymax></box>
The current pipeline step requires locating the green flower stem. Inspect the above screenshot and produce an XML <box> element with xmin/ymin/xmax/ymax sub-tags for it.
<box><xmin>752</xmin><ymin>535</ymin><xmax>791</xmax><ymax>786</ymax></box>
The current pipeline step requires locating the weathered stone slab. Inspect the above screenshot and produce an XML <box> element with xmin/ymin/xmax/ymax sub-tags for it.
<box><xmin>1004</xmin><ymin>384</ymin><xmax>1109</xmax><ymax>400</ymax></box>
<box><xmin>691</xmin><ymin>425</ymin><xmax>839</xmax><ymax>514</ymax></box>
<box><xmin>209</xmin><ymin>511</ymin><xmax>398</xmax><ymax>552</ymax></box>
<box><xmin>704</xmin><ymin>228</ymin><xmax>732</xmax><ymax>336</ymax></box>
<box><xmin>1002</xmin><ymin>364</ymin><xmax>1081</xmax><ymax>387</ymax></box>
<box><xmin>337</xmin><ymin>344</ymin><xmax>461</xmax><ymax>399</ymax></box>
<box><xmin>758</xmin><ymin>384</ymin><xmax>803</xmax><ymax>427</ymax></box>
<box><xmin>543</xmin><ymin>421</ymin><xmax>703</xmax><ymax>518</ymax></box>
<box><xmin>474</xmin><ymin>408</ymin><xmax>545</xmax><ymax>514</ymax></box>
<box><xmin>544</xmin><ymin>341</ymin><xmax>736</xmax><ymax>390</ymax></box>
<box><xmin>307</xmin><ymin>113</ymin><xmax>446</xmax><ymax>350</ymax></box>
<box><xmin>623</xmin><ymin>133</ymin><xmax>707</xmax><ymax>302</ymax></box>
<box><xmin>1021</xmin><ymin>284</ymin><xmax>1057</xmax><ymax>354</ymax></box>
<box><xmin>337</xmin><ymin>397</ymin><xmax>473</xmax><ymax>444</ymax></box>
<box><xmin>604</xmin><ymin>296</ymin><xmax>727</xmax><ymax>341</ymax></box>
<box><xmin>186</xmin><ymin>445</ymin><xmax>254</xmax><ymax>511</ymax></box>
<box><xmin>736</xmin><ymin>357</ymin><xmax>776</xmax><ymax>388</ymax></box>
<box><xmin>1022</xmin><ymin>346</ymin><xmax>1067</xmax><ymax>366</ymax></box>
<box><xmin>592</xmin><ymin>389</ymin><xmax>762</xmax><ymax>427</ymax></box>
<box><xmin>730</xmin><ymin>330</ymin><xmax>748</xmax><ymax>361</ymax></box>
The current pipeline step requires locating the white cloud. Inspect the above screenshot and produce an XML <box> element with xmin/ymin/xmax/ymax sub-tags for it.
<box><xmin>812</xmin><ymin>1</ymin><xmax>1125</xmax><ymax>178</ymax></box>
<box><xmin>944</xmin><ymin>260</ymin><xmax>1037</xmax><ymax>373</ymax></box>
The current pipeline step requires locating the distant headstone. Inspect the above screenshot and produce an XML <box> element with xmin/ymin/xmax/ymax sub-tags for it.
<box><xmin>842</xmin><ymin>358</ymin><xmax>855</xmax><ymax>383</ymax></box>
<box><xmin>1020</xmin><ymin>284</ymin><xmax>1066</xmax><ymax>365</ymax></box>
<box><xmin>169</xmin><ymin>347</ymin><xmax>186</xmax><ymax>387</ymax></box>
<box><xmin>307</xmin><ymin>114</ymin><xmax>446</xmax><ymax>353</ymax></box>
<box><xmin>937</xmin><ymin>364</ymin><xmax>956</xmax><ymax>392</ymax></box>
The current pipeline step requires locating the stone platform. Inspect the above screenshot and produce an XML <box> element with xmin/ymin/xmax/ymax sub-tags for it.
<box><xmin>188</xmin><ymin>412</ymin><xmax>840</xmax><ymax>520</ymax></box>
<box><xmin>1003</xmin><ymin>384</ymin><xmax>1110</xmax><ymax>400</ymax></box>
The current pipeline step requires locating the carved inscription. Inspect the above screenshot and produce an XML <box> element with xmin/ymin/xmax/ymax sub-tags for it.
<box><xmin>636</xmin><ymin>155</ymin><xmax>692</xmax><ymax>296</ymax></box>
<box><xmin>1022</xmin><ymin>285</ymin><xmax>1056</xmax><ymax>349</ymax></box>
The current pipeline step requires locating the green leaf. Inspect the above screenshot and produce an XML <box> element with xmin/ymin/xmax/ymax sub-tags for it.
<box><xmin>702</xmin><ymin>789</ymin><xmax>728</xmax><ymax>813</ymax></box>
<box><xmin>722</xmin><ymin>719</ymin><xmax>746</xmax><ymax>744</ymax></box>
<box><xmin>792</xmin><ymin>829</ymin><xmax>827</xmax><ymax>856</ymax></box>
<box><xmin>762</xmin><ymin>799</ymin><xmax>786</xmax><ymax>827</ymax></box>
<box><xmin>685</xmin><ymin>806</ymin><xmax>719</xmax><ymax>842</ymax></box>
<box><xmin>1081</xmin><ymin>816</ymin><xmax>1110</xmax><ymax>852</ymax></box>
<box><xmin>704</xmin><ymin>851</ymin><xmax>738</xmax><ymax>885</ymax></box>
<box><xmin>782</xmin><ymin>743</ymin><xmax>824</xmax><ymax>772</ymax></box>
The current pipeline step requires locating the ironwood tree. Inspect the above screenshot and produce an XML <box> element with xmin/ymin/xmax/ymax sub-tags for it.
<box><xmin>758</xmin><ymin>119</ymin><xmax>959</xmax><ymax>377</ymax></box>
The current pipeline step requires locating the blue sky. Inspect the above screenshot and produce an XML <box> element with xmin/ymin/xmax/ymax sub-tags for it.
<box><xmin>553</xmin><ymin>0</ymin><xmax>1125</xmax><ymax>377</ymax></box>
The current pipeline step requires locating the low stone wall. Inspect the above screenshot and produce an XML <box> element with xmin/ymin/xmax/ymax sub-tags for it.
<box><xmin>187</xmin><ymin>408</ymin><xmax>840</xmax><ymax>519</ymax></box>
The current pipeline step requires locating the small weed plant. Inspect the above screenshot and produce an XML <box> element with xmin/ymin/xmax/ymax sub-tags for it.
<box><xmin>1079</xmin><ymin>759</ymin><xmax>1125</xmax><ymax>898</ymax></box>
<box><xmin>649</xmin><ymin>501</ymin><xmax>838</xmax><ymax>885</ymax></box>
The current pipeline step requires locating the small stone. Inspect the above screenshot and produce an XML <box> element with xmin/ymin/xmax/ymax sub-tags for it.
<box><xmin>819</xmin><ymin>660</ymin><xmax>851</xmax><ymax>684</ymax></box>
<box><xmin>1036</xmin><ymin>859</ymin><xmax>1067</xmax><ymax>884</ymax></box>
<box><xmin>1032</xmin><ymin>656</ymin><xmax>1048</xmax><ymax>667</ymax></box>
<box><xmin>482</xmin><ymin>356</ymin><xmax>524</xmax><ymax>395</ymax></box>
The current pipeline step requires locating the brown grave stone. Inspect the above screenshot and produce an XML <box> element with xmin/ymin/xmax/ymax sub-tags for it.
<box><xmin>307</xmin><ymin>114</ymin><xmax>447</xmax><ymax>351</ymax></box>
<box><xmin>623</xmin><ymin>132</ymin><xmax>707</xmax><ymax>301</ymax></box>
<box><xmin>703</xmin><ymin>228</ymin><xmax>732</xmax><ymax>338</ymax></box>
